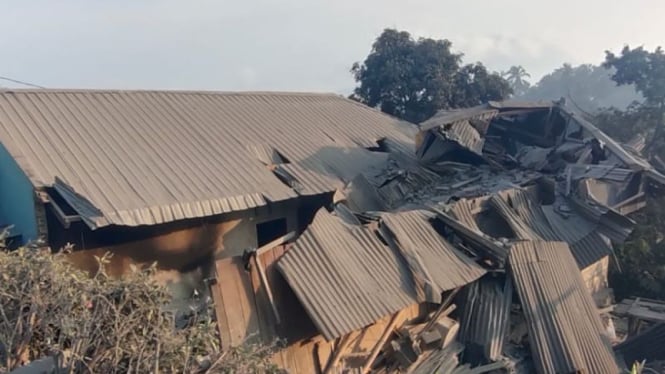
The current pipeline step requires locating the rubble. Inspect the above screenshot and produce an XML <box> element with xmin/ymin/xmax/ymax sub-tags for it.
<box><xmin>7</xmin><ymin>89</ymin><xmax>665</xmax><ymax>372</ymax></box>
<box><xmin>220</xmin><ymin>100</ymin><xmax>665</xmax><ymax>372</ymax></box>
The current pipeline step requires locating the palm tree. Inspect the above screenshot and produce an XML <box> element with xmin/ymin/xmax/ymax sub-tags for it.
<box><xmin>502</xmin><ymin>66</ymin><xmax>531</xmax><ymax>97</ymax></box>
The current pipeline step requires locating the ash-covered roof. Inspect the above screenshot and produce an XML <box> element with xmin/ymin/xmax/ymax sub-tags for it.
<box><xmin>0</xmin><ymin>89</ymin><xmax>414</xmax><ymax>228</ymax></box>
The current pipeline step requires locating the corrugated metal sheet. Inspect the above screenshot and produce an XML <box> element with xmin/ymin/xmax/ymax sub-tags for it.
<box><xmin>568</xmin><ymin>195</ymin><xmax>635</xmax><ymax>243</ymax></box>
<box><xmin>563</xmin><ymin>108</ymin><xmax>652</xmax><ymax>171</ymax></box>
<box><xmin>488</xmin><ymin>195</ymin><xmax>541</xmax><ymax>240</ymax></box>
<box><xmin>458</xmin><ymin>275</ymin><xmax>512</xmax><ymax>363</ymax></box>
<box><xmin>570</xmin><ymin>232</ymin><xmax>613</xmax><ymax>270</ymax></box>
<box><xmin>430</xmin><ymin>206</ymin><xmax>510</xmax><ymax>265</ymax></box>
<box><xmin>488</xmin><ymin>100</ymin><xmax>556</xmax><ymax>109</ymax></box>
<box><xmin>277</xmin><ymin>208</ymin><xmax>418</xmax><ymax>340</ymax></box>
<box><xmin>615</xmin><ymin>323</ymin><xmax>665</xmax><ymax>367</ymax></box>
<box><xmin>419</xmin><ymin>105</ymin><xmax>498</xmax><ymax>131</ymax></box>
<box><xmin>449</xmin><ymin>198</ymin><xmax>483</xmax><ymax>231</ymax></box>
<box><xmin>380</xmin><ymin>210</ymin><xmax>486</xmax><ymax>303</ymax></box>
<box><xmin>508</xmin><ymin>241</ymin><xmax>618</xmax><ymax>374</ymax></box>
<box><xmin>0</xmin><ymin>89</ymin><xmax>415</xmax><ymax>228</ymax></box>
<box><xmin>440</xmin><ymin>121</ymin><xmax>485</xmax><ymax>155</ymax></box>
<box><xmin>503</xmin><ymin>189</ymin><xmax>558</xmax><ymax>240</ymax></box>
<box><xmin>503</xmin><ymin>190</ymin><xmax>614</xmax><ymax>269</ymax></box>
<box><xmin>567</xmin><ymin>164</ymin><xmax>635</xmax><ymax>183</ymax></box>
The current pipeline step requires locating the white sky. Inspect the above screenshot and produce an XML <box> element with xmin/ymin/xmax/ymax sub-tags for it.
<box><xmin>1</xmin><ymin>0</ymin><xmax>664</xmax><ymax>94</ymax></box>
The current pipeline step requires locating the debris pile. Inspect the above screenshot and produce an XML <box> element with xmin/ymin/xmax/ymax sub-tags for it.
<box><xmin>213</xmin><ymin>100</ymin><xmax>665</xmax><ymax>373</ymax></box>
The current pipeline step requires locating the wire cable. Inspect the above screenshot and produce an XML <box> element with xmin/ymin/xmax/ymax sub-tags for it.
<box><xmin>0</xmin><ymin>76</ymin><xmax>45</xmax><ymax>89</ymax></box>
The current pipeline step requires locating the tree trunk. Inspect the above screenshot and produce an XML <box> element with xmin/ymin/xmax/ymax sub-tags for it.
<box><xmin>646</xmin><ymin>103</ymin><xmax>665</xmax><ymax>157</ymax></box>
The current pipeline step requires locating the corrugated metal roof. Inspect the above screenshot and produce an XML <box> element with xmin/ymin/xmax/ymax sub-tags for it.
<box><xmin>276</xmin><ymin>208</ymin><xmax>418</xmax><ymax>340</ymax></box>
<box><xmin>570</xmin><ymin>232</ymin><xmax>613</xmax><ymax>270</ymax></box>
<box><xmin>562</xmin><ymin>108</ymin><xmax>652</xmax><ymax>171</ymax></box>
<box><xmin>503</xmin><ymin>189</ymin><xmax>558</xmax><ymax>240</ymax></box>
<box><xmin>566</xmin><ymin>164</ymin><xmax>635</xmax><ymax>183</ymax></box>
<box><xmin>458</xmin><ymin>275</ymin><xmax>512</xmax><ymax>363</ymax></box>
<box><xmin>615</xmin><ymin>323</ymin><xmax>665</xmax><ymax>367</ymax></box>
<box><xmin>508</xmin><ymin>241</ymin><xmax>619</xmax><ymax>374</ymax></box>
<box><xmin>379</xmin><ymin>210</ymin><xmax>486</xmax><ymax>303</ymax></box>
<box><xmin>489</xmin><ymin>194</ymin><xmax>542</xmax><ymax>240</ymax></box>
<box><xmin>419</xmin><ymin>105</ymin><xmax>498</xmax><ymax>131</ymax></box>
<box><xmin>502</xmin><ymin>190</ymin><xmax>614</xmax><ymax>269</ymax></box>
<box><xmin>0</xmin><ymin>89</ymin><xmax>414</xmax><ymax>228</ymax></box>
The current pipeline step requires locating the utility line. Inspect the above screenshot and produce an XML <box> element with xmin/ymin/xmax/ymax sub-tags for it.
<box><xmin>0</xmin><ymin>76</ymin><xmax>45</xmax><ymax>89</ymax></box>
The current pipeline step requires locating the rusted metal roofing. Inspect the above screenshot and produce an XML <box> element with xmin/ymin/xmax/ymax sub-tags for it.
<box><xmin>458</xmin><ymin>275</ymin><xmax>513</xmax><ymax>363</ymax></box>
<box><xmin>277</xmin><ymin>208</ymin><xmax>418</xmax><ymax>340</ymax></box>
<box><xmin>379</xmin><ymin>210</ymin><xmax>486</xmax><ymax>303</ymax></box>
<box><xmin>614</xmin><ymin>323</ymin><xmax>665</xmax><ymax>367</ymax></box>
<box><xmin>0</xmin><ymin>89</ymin><xmax>414</xmax><ymax>228</ymax></box>
<box><xmin>508</xmin><ymin>241</ymin><xmax>618</xmax><ymax>374</ymax></box>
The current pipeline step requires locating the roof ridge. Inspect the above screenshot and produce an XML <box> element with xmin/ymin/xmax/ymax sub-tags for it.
<box><xmin>0</xmin><ymin>88</ymin><xmax>344</xmax><ymax>97</ymax></box>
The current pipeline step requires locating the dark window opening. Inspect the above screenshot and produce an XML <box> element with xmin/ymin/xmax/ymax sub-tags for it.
<box><xmin>256</xmin><ymin>218</ymin><xmax>288</xmax><ymax>247</ymax></box>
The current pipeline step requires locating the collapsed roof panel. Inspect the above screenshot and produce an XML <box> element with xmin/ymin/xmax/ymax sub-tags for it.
<box><xmin>508</xmin><ymin>241</ymin><xmax>618</xmax><ymax>374</ymax></box>
<box><xmin>277</xmin><ymin>209</ymin><xmax>419</xmax><ymax>340</ymax></box>
<box><xmin>458</xmin><ymin>275</ymin><xmax>513</xmax><ymax>364</ymax></box>
<box><xmin>379</xmin><ymin>210</ymin><xmax>486</xmax><ymax>303</ymax></box>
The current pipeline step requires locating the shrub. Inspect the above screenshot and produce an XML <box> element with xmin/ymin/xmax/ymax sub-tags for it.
<box><xmin>0</xmin><ymin>244</ymin><xmax>281</xmax><ymax>373</ymax></box>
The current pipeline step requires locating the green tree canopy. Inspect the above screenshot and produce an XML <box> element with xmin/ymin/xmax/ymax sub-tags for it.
<box><xmin>351</xmin><ymin>29</ymin><xmax>511</xmax><ymax>123</ymax></box>
<box><xmin>518</xmin><ymin>63</ymin><xmax>642</xmax><ymax>113</ymax></box>
<box><xmin>604</xmin><ymin>46</ymin><xmax>665</xmax><ymax>154</ymax></box>
<box><xmin>604</xmin><ymin>46</ymin><xmax>665</xmax><ymax>106</ymax></box>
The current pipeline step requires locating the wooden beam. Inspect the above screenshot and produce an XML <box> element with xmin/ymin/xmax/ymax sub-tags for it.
<box><xmin>418</xmin><ymin>288</ymin><xmax>461</xmax><ymax>342</ymax></box>
<box><xmin>360</xmin><ymin>311</ymin><xmax>405</xmax><ymax>374</ymax></box>
<box><xmin>324</xmin><ymin>333</ymin><xmax>354</xmax><ymax>374</ymax></box>
<box><xmin>252</xmin><ymin>254</ymin><xmax>281</xmax><ymax>324</ymax></box>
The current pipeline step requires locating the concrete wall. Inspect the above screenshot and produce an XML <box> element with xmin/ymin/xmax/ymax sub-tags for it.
<box><xmin>0</xmin><ymin>143</ymin><xmax>38</xmax><ymax>244</ymax></box>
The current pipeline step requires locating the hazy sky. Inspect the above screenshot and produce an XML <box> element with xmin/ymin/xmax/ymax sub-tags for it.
<box><xmin>1</xmin><ymin>0</ymin><xmax>664</xmax><ymax>94</ymax></box>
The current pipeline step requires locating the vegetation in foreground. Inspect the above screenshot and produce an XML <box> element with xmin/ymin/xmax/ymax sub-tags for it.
<box><xmin>0</xmin><ymin>242</ymin><xmax>281</xmax><ymax>374</ymax></box>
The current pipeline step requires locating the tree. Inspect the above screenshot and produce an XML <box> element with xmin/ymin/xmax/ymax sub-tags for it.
<box><xmin>518</xmin><ymin>63</ymin><xmax>642</xmax><ymax>113</ymax></box>
<box><xmin>604</xmin><ymin>46</ymin><xmax>665</xmax><ymax>154</ymax></box>
<box><xmin>609</xmin><ymin>195</ymin><xmax>665</xmax><ymax>301</ymax></box>
<box><xmin>502</xmin><ymin>65</ymin><xmax>531</xmax><ymax>97</ymax></box>
<box><xmin>351</xmin><ymin>29</ymin><xmax>511</xmax><ymax>123</ymax></box>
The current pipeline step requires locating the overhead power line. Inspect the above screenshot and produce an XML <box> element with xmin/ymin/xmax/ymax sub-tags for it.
<box><xmin>0</xmin><ymin>76</ymin><xmax>45</xmax><ymax>89</ymax></box>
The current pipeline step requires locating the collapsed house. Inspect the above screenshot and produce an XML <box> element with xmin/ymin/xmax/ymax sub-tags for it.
<box><xmin>0</xmin><ymin>91</ymin><xmax>664</xmax><ymax>373</ymax></box>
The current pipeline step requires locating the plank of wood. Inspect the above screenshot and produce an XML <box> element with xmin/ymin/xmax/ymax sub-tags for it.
<box><xmin>324</xmin><ymin>334</ymin><xmax>354</xmax><ymax>374</ymax></box>
<box><xmin>249</xmin><ymin>255</ymin><xmax>276</xmax><ymax>342</ymax></box>
<box><xmin>255</xmin><ymin>254</ymin><xmax>281</xmax><ymax>324</ymax></box>
<box><xmin>360</xmin><ymin>311</ymin><xmax>404</xmax><ymax>374</ymax></box>
<box><xmin>216</xmin><ymin>258</ymin><xmax>245</xmax><ymax>346</ymax></box>
<box><xmin>234</xmin><ymin>256</ymin><xmax>261</xmax><ymax>344</ymax></box>
<box><xmin>209</xmin><ymin>273</ymin><xmax>231</xmax><ymax>348</ymax></box>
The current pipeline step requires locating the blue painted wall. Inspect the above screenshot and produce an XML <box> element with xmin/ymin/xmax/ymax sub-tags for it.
<box><xmin>0</xmin><ymin>143</ymin><xmax>38</xmax><ymax>244</ymax></box>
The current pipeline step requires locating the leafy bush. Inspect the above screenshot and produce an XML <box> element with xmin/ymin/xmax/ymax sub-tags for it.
<box><xmin>0</xmin><ymin>244</ymin><xmax>281</xmax><ymax>373</ymax></box>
